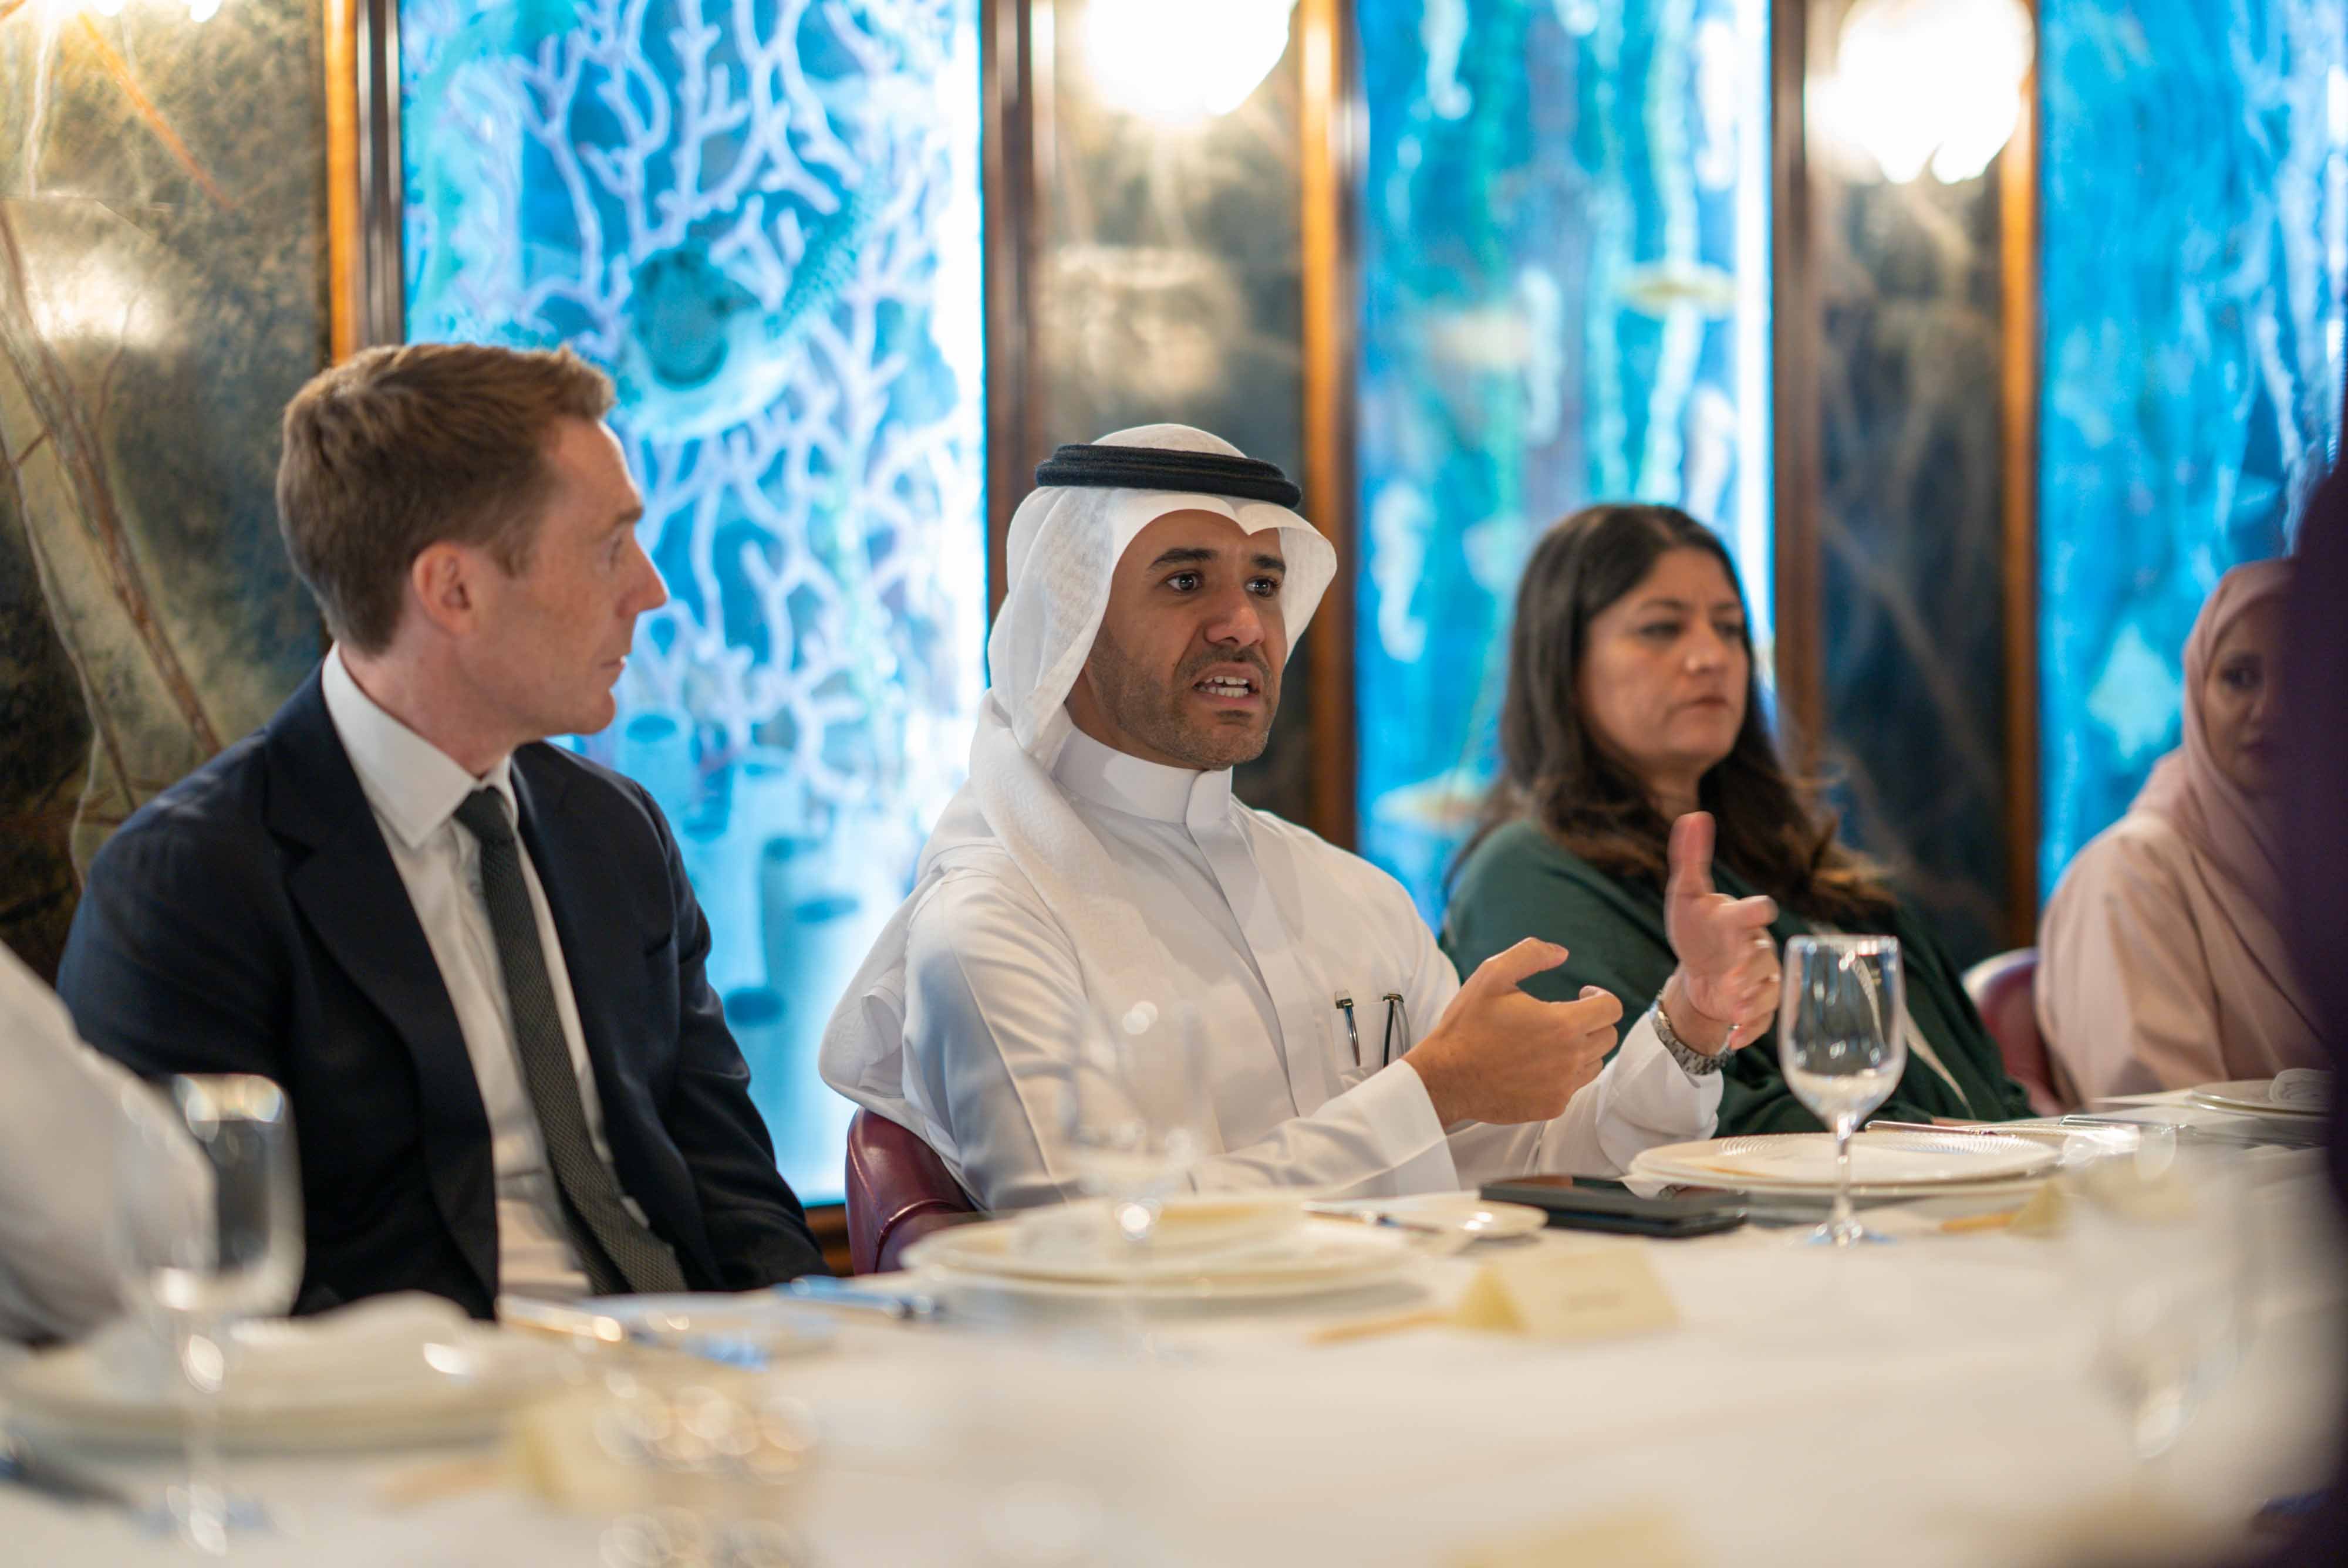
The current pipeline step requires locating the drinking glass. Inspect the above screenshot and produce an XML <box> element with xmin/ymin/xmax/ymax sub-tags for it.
<box><xmin>1777</xmin><ymin>934</ymin><xmax>1907</xmax><ymax>1246</ymax></box>
<box><xmin>2067</xmin><ymin>1147</ymin><xmax>2255</xmax><ymax>1488</ymax></box>
<box><xmin>113</xmin><ymin>1074</ymin><xmax>304</xmax><ymax>1553</ymax></box>
<box><xmin>1064</xmin><ymin>1001</ymin><xmax>1213</xmax><ymax>1255</ymax></box>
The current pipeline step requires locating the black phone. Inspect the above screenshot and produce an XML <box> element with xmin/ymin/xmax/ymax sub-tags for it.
<box><xmin>1478</xmin><ymin>1174</ymin><xmax>1749</xmax><ymax>1238</ymax></box>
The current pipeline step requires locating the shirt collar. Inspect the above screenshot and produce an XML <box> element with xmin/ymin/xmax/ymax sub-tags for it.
<box><xmin>1052</xmin><ymin>722</ymin><xmax>1234</xmax><ymax>829</ymax></box>
<box><xmin>321</xmin><ymin>646</ymin><xmax>517</xmax><ymax>850</ymax></box>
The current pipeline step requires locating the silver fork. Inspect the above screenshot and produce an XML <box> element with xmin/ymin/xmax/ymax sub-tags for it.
<box><xmin>0</xmin><ymin>1427</ymin><xmax>137</xmax><ymax>1512</ymax></box>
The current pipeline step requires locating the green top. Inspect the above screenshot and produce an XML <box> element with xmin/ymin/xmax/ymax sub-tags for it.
<box><xmin>1439</xmin><ymin>819</ymin><xmax>2033</xmax><ymax>1134</ymax></box>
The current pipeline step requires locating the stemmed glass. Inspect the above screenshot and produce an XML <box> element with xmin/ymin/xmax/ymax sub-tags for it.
<box><xmin>113</xmin><ymin>1074</ymin><xmax>304</xmax><ymax>1553</ymax></box>
<box><xmin>1064</xmin><ymin>1002</ymin><xmax>1212</xmax><ymax>1344</ymax></box>
<box><xmin>2067</xmin><ymin>1147</ymin><xmax>2255</xmax><ymax>1492</ymax></box>
<box><xmin>1065</xmin><ymin>1001</ymin><xmax>1212</xmax><ymax>1249</ymax></box>
<box><xmin>1778</xmin><ymin>934</ymin><xmax>1907</xmax><ymax>1247</ymax></box>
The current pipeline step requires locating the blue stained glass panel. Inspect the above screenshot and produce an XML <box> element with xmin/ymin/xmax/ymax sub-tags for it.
<box><xmin>1354</xmin><ymin>0</ymin><xmax>1773</xmax><ymax>921</ymax></box>
<box><xmin>2039</xmin><ymin>0</ymin><xmax>2346</xmax><ymax>896</ymax></box>
<box><xmin>400</xmin><ymin>0</ymin><xmax>987</xmax><ymax>1201</ymax></box>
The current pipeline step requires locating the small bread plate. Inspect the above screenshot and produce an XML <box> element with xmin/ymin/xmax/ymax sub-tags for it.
<box><xmin>901</xmin><ymin>1215</ymin><xmax>1415</xmax><ymax>1302</ymax></box>
<box><xmin>2186</xmin><ymin>1077</ymin><xmax>2329</xmax><ymax>1121</ymax></box>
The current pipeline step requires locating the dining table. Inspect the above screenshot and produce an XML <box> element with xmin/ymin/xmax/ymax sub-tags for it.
<box><xmin>5</xmin><ymin>1093</ymin><xmax>2342</xmax><ymax>1567</ymax></box>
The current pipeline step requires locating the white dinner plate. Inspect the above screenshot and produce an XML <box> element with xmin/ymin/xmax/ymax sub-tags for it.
<box><xmin>0</xmin><ymin>1323</ymin><xmax>565</xmax><ymax>1455</ymax></box>
<box><xmin>2186</xmin><ymin>1079</ymin><xmax>2330</xmax><ymax>1120</ymax></box>
<box><xmin>1310</xmin><ymin>1193</ymin><xmax>1551</xmax><ymax>1241</ymax></box>
<box><xmin>1628</xmin><ymin>1167</ymin><xmax>2052</xmax><ymax>1204</ymax></box>
<box><xmin>902</xmin><ymin>1216</ymin><xmax>1414</xmax><ymax>1300</ymax></box>
<box><xmin>1628</xmin><ymin>1130</ymin><xmax>2059</xmax><ymax>1194</ymax></box>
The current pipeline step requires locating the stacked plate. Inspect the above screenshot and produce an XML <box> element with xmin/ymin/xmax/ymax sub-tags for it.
<box><xmin>1628</xmin><ymin>1128</ymin><xmax>2062</xmax><ymax>1201</ymax></box>
<box><xmin>902</xmin><ymin>1197</ymin><xmax>1417</xmax><ymax>1302</ymax></box>
<box><xmin>2185</xmin><ymin>1073</ymin><xmax>2331</xmax><ymax>1123</ymax></box>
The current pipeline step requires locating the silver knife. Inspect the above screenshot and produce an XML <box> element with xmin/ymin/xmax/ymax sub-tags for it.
<box><xmin>2058</xmin><ymin>1114</ymin><xmax>2318</xmax><ymax>1149</ymax></box>
<box><xmin>1300</xmin><ymin>1203</ymin><xmax>1452</xmax><ymax>1237</ymax></box>
<box><xmin>496</xmin><ymin>1297</ymin><xmax>772</xmax><ymax>1368</ymax></box>
<box><xmin>0</xmin><ymin>1428</ymin><xmax>136</xmax><ymax>1510</ymax></box>
<box><xmin>781</xmin><ymin>1276</ymin><xmax>947</xmax><ymax>1322</ymax></box>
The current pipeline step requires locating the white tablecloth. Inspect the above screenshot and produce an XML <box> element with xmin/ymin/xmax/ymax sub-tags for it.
<box><xmin>6</xmin><ymin>1137</ymin><xmax>2342</xmax><ymax>1565</ymax></box>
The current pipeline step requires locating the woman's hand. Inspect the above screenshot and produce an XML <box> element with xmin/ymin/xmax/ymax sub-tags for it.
<box><xmin>1660</xmin><ymin>812</ymin><xmax>1780</xmax><ymax>1054</ymax></box>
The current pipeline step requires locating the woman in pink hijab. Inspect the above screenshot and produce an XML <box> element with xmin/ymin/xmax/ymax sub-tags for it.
<box><xmin>2037</xmin><ymin>560</ymin><xmax>2321</xmax><ymax>1100</ymax></box>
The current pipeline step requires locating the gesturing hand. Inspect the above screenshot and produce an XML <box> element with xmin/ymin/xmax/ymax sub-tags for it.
<box><xmin>1661</xmin><ymin>812</ymin><xmax>1780</xmax><ymax>1055</ymax></box>
<box><xmin>1403</xmin><ymin>940</ymin><xmax>1624</xmax><ymax>1126</ymax></box>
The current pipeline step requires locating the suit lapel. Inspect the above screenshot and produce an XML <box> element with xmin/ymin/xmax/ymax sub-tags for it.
<box><xmin>266</xmin><ymin>675</ymin><xmax>500</xmax><ymax>1304</ymax></box>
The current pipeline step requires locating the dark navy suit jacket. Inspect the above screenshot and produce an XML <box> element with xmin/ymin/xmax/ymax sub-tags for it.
<box><xmin>58</xmin><ymin>668</ymin><xmax>828</xmax><ymax>1317</ymax></box>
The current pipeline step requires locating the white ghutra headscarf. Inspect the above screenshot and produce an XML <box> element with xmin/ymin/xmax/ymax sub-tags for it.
<box><xmin>817</xmin><ymin>424</ymin><xmax>1337</xmax><ymax>1136</ymax></box>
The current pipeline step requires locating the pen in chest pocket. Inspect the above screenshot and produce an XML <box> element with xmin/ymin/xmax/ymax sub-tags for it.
<box><xmin>1334</xmin><ymin>991</ymin><xmax>1411</xmax><ymax>1069</ymax></box>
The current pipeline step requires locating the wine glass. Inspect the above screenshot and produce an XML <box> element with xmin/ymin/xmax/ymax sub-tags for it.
<box><xmin>113</xmin><ymin>1074</ymin><xmax>304</xmax><ymax>1553</ymax></box>
<box><xmin>2067</xmin><ymin>1146</ymin><xmax>2255</xmax><ymax>1492</ymax></box>
<box><xmin>1064</xmin><ymin>1001</ymin><xmax>1212</xmax><ymax>1254</ymax></box>
<box><xmin>1777</xmin><ymin>934</ymin><xmax>1907</xmax><ymax>1247</ymax></box>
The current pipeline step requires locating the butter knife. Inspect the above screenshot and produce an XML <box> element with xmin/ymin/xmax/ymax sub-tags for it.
<box><xmin>1300</xmin><ymin>1204</ymin><xmax>1452</xmax><ymax>1238</ymax></box>
<box><xmin>1863</xmin><ymin>1119</ymin><xmax>2069</xmax><ymax>1140</ymax></box>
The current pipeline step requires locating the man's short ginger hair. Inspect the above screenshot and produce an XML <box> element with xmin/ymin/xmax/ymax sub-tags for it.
<box><xmin>275</xmin><ymin>342</ymin><xmax>616</xmax><ymax>652</ymax></box>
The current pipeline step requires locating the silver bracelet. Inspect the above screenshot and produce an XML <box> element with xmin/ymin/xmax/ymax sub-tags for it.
<box><xmin>1647</xmin><ymin>997</ymin><xmax>1725</xmax><ymax>1078</ymax></box>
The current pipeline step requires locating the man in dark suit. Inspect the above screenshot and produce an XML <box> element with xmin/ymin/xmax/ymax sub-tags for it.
<box><xmin>59</xmin><ymin>343</ymin><xmax>828</xmax><ymax>1317</ymax></box>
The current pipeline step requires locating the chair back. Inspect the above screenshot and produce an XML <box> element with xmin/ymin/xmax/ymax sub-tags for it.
<box><xmin>1961</xmin><ymin>947</ymin><xmax>2068</xmax><ymax>1116</ymax></box>
<box><xmin>844</xmin><ymin>1109</ymin><xmax>980</xmax><ymax>1274</ymax></box>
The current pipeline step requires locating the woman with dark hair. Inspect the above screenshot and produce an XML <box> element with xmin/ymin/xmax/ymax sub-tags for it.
<box><xmin>1440</xmin><ymin>503</ymin><xmax>2032</xmax><ymax>1134</ymax></box>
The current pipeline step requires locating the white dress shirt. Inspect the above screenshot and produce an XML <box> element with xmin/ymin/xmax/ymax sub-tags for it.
<box><xmin>0</xmin><ymin>945</ymin><xmax>203</xmax><ymax>1341</ymax></box>
<box><xmin>901</xmin><ymin>728</ymin><xmax>1721</xmax><ymax>1210</ymax></box>
<box><xmin>322</xmin><ymin>648</ymin><xmax>625</xmax><ymax>1300</ymax></box>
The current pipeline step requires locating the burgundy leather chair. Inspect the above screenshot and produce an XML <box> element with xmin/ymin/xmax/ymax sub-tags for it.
<box><xmin>1960</xmin><ymin>947</ymin><xmax>2070</xmax><ymax>1117</ymax></box>
<box><xmin>844</xmin><ymin>1109</ymin><xmax>981</xmax><ymax>1274</ymax></box>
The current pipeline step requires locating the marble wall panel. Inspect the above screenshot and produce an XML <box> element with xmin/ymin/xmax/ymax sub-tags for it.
<box><xmin>1</xmin><ymin>0</ymin><xmax>329</xmax><ymax>976</ymax></box>
<box><xmin>2038</xmin><ymin>0</ymin><xmax>2346</xmax><ymax>895</ymax></box>
<box><xmin>1811</xmin><ymin>155</ymin><xmax>2012</xmax><ymax>965</ymax></box>
<box><xmin>400</xmin><ymin>0</ymin><xmax>987</xmax><ymax>1201</ymax></box>
<box><xmin>1032</xmin><ymin>0</ymin><xmax>1317</xmax><ymax>825</ymax></box>
<box><xmin>1352</xmin><ymin>0</ymin><xmax>1774</xmax><ymax>921</ymax></box>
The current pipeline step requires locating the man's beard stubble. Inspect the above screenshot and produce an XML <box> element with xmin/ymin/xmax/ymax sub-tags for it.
<box><xmin>1087</xmin><ymin>631</ymin><xmax>1278</xmax><ymax>771</ymax></box>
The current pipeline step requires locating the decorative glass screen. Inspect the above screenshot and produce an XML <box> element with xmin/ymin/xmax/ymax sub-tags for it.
<box><xmin>2038</xmin><ymin>0</ymin><xmax>2346</xmax><ymax>894</ymax></box>
<box><xmin>1353</xmin><ymin>0</ymin><xmax>1774</xmax><ymax>920</ymax></box>
<box><xmin>400</xmin><ymin>0</ymin><xmax>987</xmax><ymax>1201</ymax></box>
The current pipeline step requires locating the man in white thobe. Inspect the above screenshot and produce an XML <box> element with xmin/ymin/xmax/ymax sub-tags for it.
<box><xmin>821</xmin><ymin>426</ymin><xmax>1782</xmax><ymax>1209</ymax></box>
<box><xmin>0</xmin><ymin>945</ymin><xmax>200</xmax><ymax>1341</ymax></box>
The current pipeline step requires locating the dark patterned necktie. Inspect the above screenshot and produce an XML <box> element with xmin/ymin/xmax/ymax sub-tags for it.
<box><xmin>453</xmin><ymin>789</ymin><xmax>687</xmax><ymax>1296</ymax></box>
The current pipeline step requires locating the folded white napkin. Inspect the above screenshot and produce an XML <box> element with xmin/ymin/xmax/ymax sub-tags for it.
<box><xmin>90</xmin><ymin>1292</ymin><xmax>498</xmax><ymax>1408</ymax></box>
<box><xmin>2270</xmin><ymin>1069</ymin><xmax>2332</xmax><ymax>1111</ymax></box>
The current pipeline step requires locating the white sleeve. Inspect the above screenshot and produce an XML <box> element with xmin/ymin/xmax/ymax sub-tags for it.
<box><xmin>0</xmin><ymin>949</ymin><xmax>199</xmax><ymax>1342</ymax></box>
<box><xmin>1357</xmin><ymin>913</ymin><xmax>1720</xmax><ymax>1189</ymax></box>
<box><xmin>901</xmin><ymin>872</ymin><xmax>1456</xmax><ymax>1211</ymax></box>
<box><xmin>1413</xmin><ymin>911</ymin><xmax>1720</xmax><ymax>1185</ymax></box>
